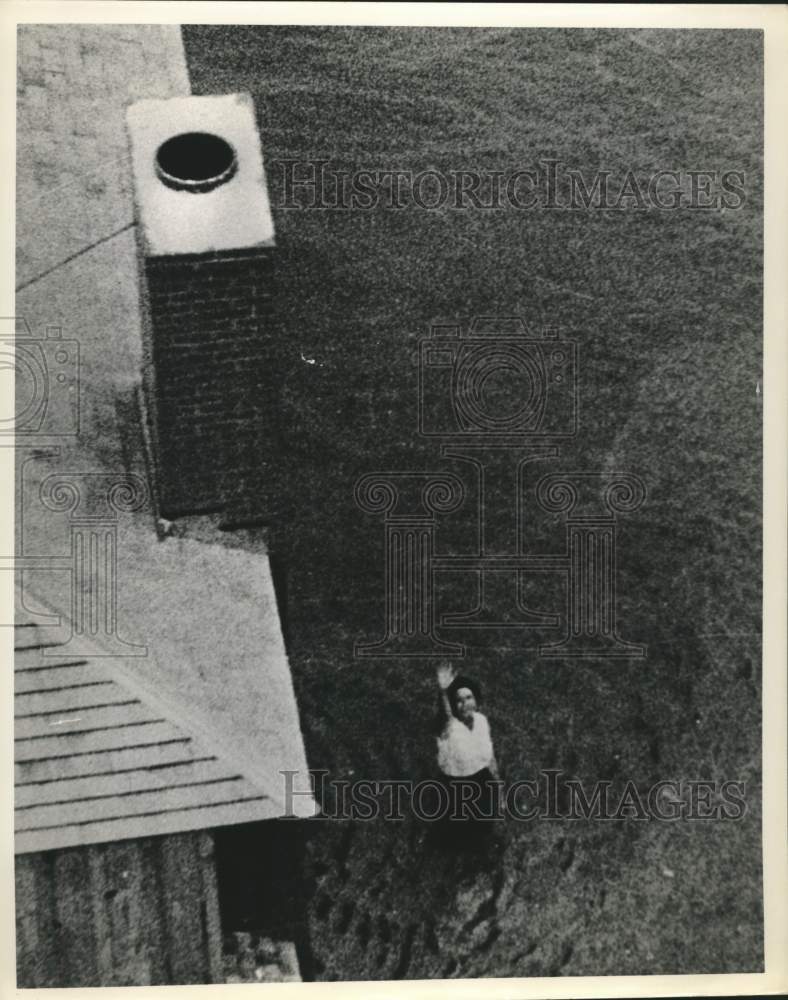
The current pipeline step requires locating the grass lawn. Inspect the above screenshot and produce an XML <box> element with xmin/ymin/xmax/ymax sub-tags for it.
<box><xmin>183</xmin><ymin>26</ymin><xmax>762</xmax><ymax>980</ymax></box>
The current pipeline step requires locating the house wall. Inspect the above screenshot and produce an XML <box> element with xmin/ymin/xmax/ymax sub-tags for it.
<box><xmin>15</xmin><ymin>829</ymin><xmax>222</xmax><ymax>987</ymax></box>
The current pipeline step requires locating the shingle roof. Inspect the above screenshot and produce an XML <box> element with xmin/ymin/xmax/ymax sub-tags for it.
<box><xmin>14</xmin><ymin>596</ymin><xmax>295</xmax><ymax>854</ymax></box>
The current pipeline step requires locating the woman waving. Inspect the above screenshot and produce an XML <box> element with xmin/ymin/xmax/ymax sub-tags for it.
<box><xmin>435</xmin><ymin>663</ymin><xmax>501</xmax><ymax>840</ymax></box>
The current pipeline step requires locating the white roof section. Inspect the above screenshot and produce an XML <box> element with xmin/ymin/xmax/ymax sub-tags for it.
<box><xmin>14</xmin><ymin>548</ymin><xmax>317</xmax><ymax>855</ymax></box>
<box><xmin>126</xmin><ymin>93</ymin><xmax>276</xmax><ymax>256</ymax></box>
<box><xmin>16</xmin><ymin>51</ymin><xmax>306</xmax><ymax>856</ymax></box>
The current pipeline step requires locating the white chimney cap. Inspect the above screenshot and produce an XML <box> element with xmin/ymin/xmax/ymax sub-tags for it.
<box><xmin>126</xmin><ymin>93</ymin><xmax>275</xmax><ymax>257</ymax></box>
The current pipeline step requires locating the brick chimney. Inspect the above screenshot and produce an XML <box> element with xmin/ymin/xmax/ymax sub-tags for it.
<box><xmin>126</xmin><ymin>94</ymin><xmax>276</xmax><ymax>518</ymax></box>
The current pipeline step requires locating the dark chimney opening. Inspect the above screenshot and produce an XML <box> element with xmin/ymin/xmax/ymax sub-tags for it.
<box><xmin>155</xmin><ymin>131</ymin><xmax>237</xmax><ymax>193</ymax></box>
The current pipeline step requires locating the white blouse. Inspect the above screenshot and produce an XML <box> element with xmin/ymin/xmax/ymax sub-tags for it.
<box><xmin>436</xmin><ymin>712</ymin><xmax>493</xmax><ymax>777</ymax></box>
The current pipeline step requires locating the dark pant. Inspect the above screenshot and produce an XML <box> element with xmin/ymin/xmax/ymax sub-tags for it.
<box><xmin>433</xmin><ymin>768</ymin><xmax>502</xmax><ymax>850</ymax></box>
<box><xmin>442</xmin><ymin>767</ymin><xmax>500</xmax><ymax>821</ymax></box>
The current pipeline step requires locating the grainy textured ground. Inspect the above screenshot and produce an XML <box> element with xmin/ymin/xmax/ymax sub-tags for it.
<box><xmin>183</xmin><ymin>26</ymin><xmax>763</xmax><ymax>980</ymax></box>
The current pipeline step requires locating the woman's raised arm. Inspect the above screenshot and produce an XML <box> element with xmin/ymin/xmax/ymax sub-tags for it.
<box><xmin>436</xmin><ymin>662</ymin><xmax>456</xmax><ymax>722</ymax></box>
